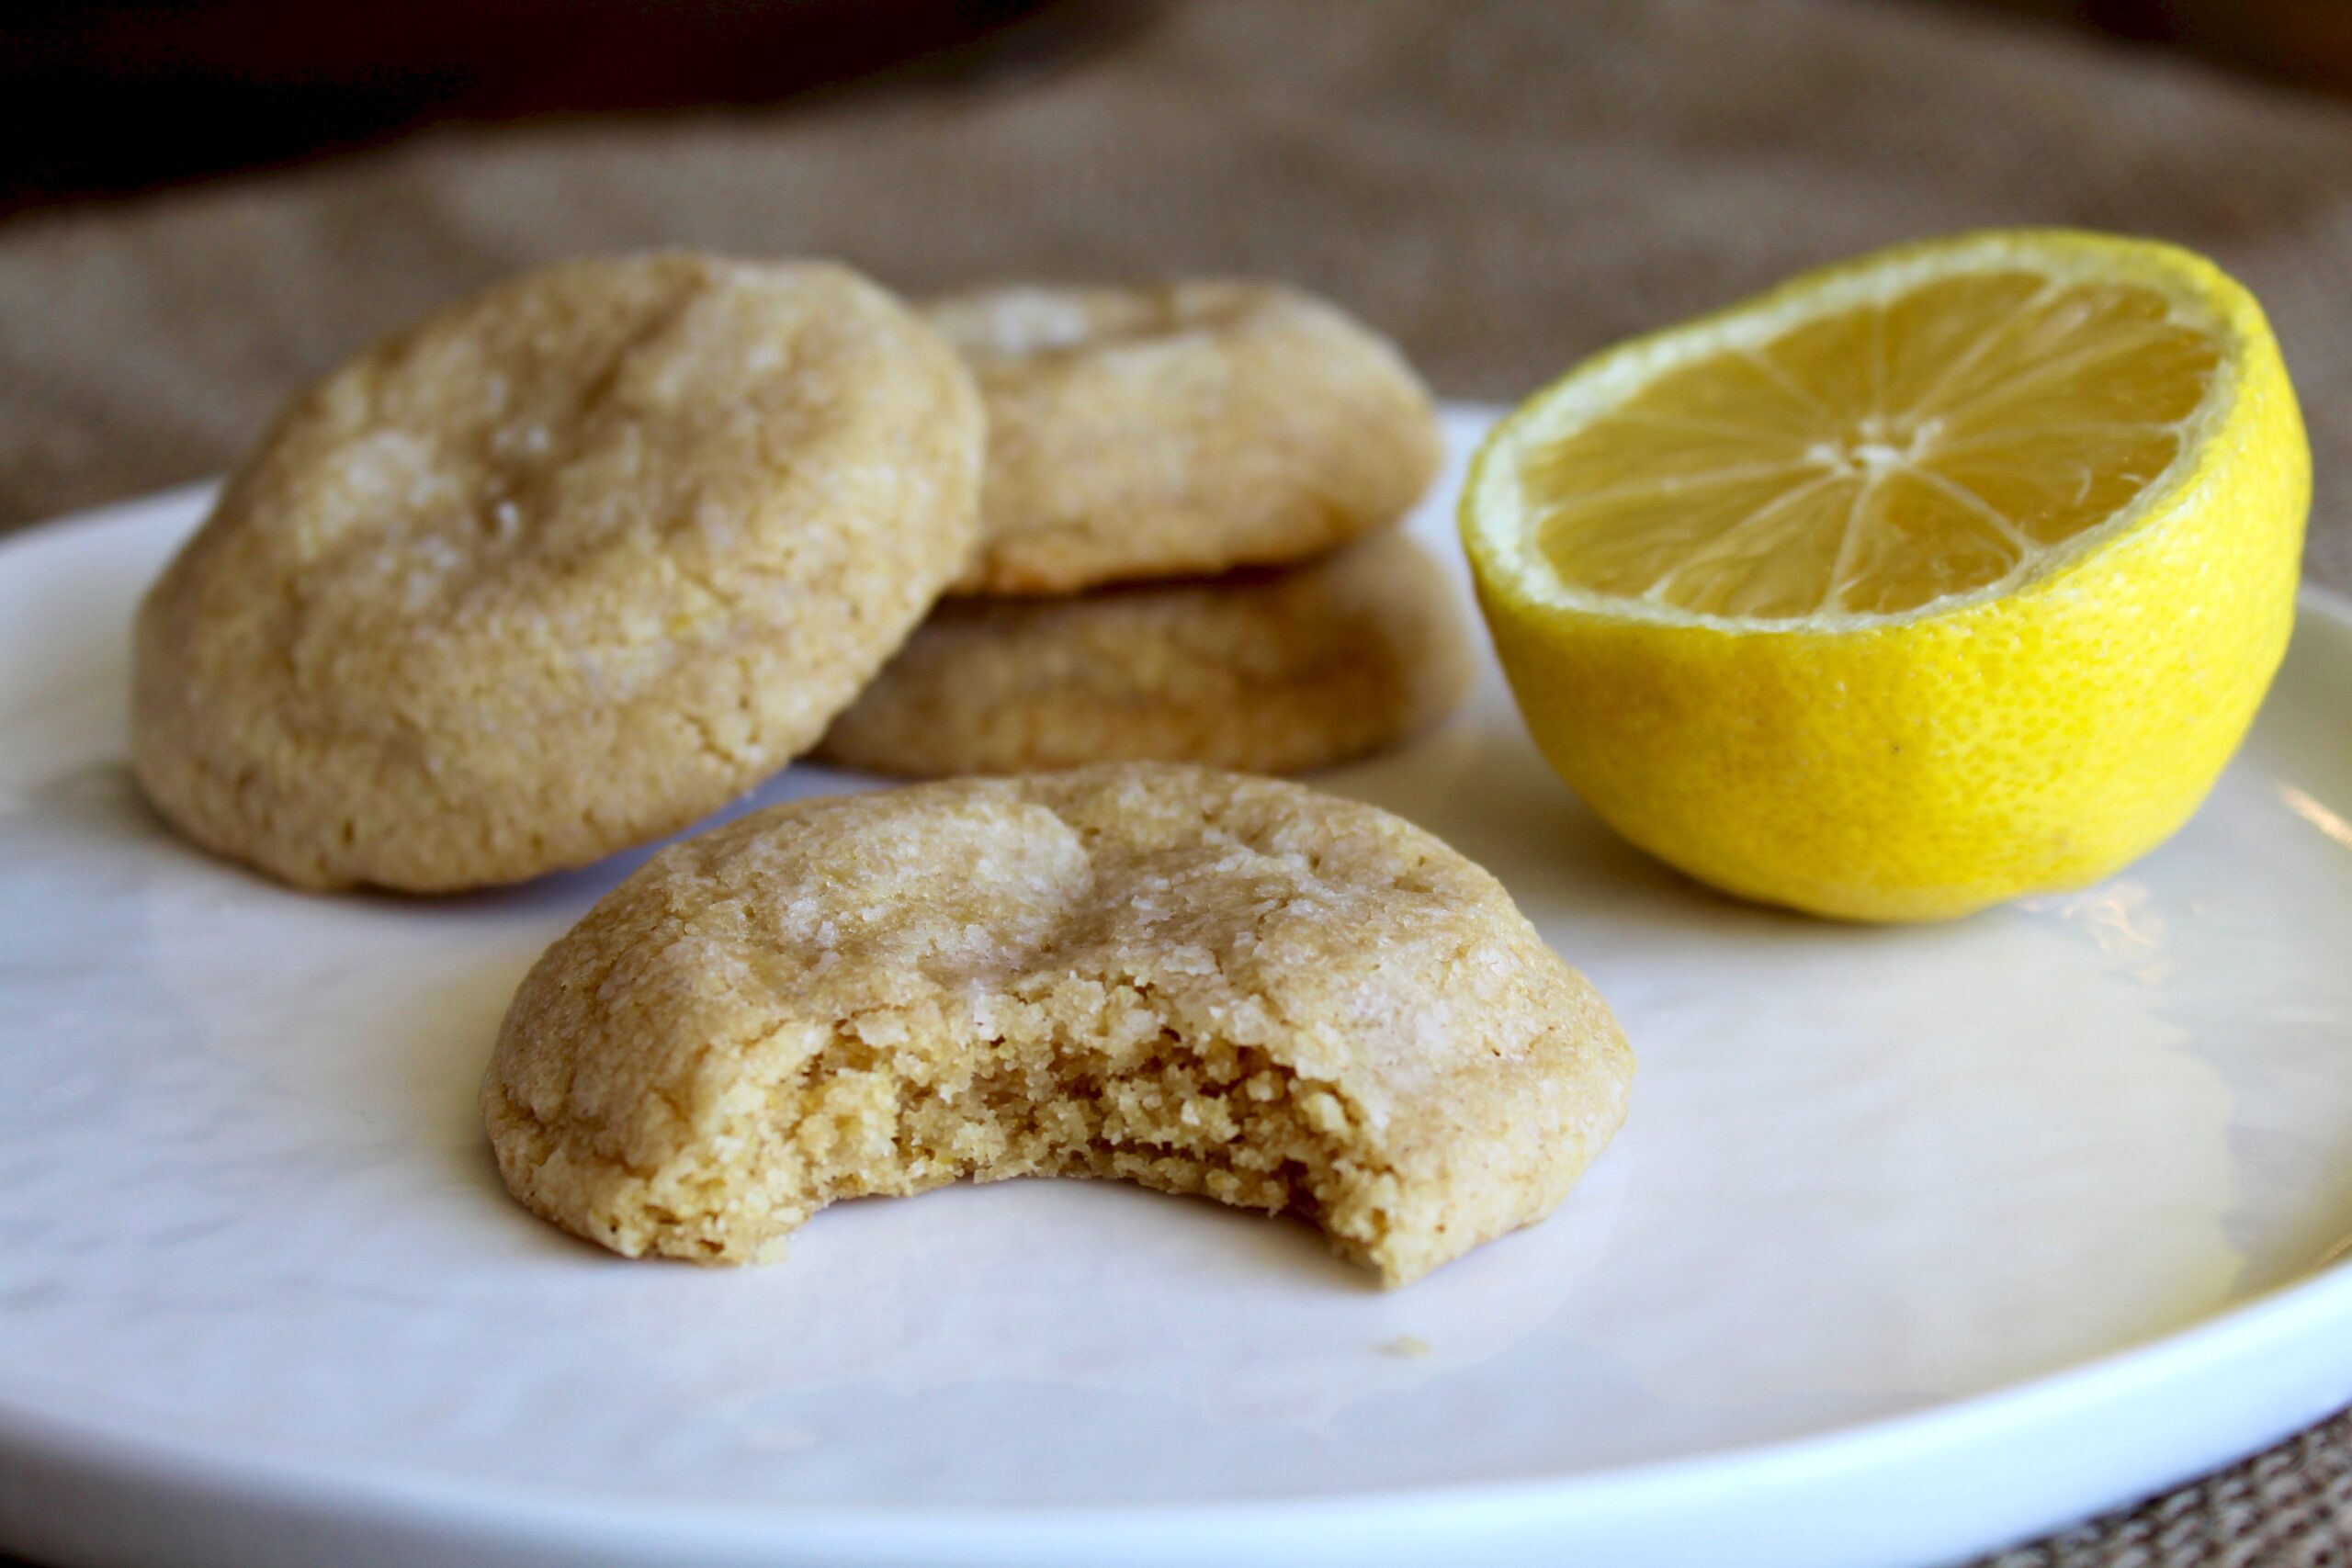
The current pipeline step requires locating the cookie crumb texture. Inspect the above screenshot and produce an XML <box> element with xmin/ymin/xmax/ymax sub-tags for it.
<box><xmin>131</xmin><ymin>254</ymin><xmax>982</xmax><ymax>892</ymax></box>
<box><xmin>483</xmin><ymin>765</ymin><xmax>1632</xmax><ymax>1286</ymax></box>
<box><xmin>929</xmin><ymin>281</ymin><xmax>1443</xmax><ymax>595</ymax></box>
<box><xmin>815</xmin><ymin>532</ymin><xmax>1475</xmax><ymax>777</ymax></box>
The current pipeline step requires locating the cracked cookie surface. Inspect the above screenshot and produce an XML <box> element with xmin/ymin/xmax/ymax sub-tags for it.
<box><xmin>816</xmin><ymin>532</ymin><xmax>1475</xmax><ymax>777</ymax></box>
<box><xmin>928</xmin><ymin>281</ymin><xmax>1442</xmax><ymax>595</ymax></box>
<box><xmin>483</xmin><ymin>763</ymin><xmax>1633</xmax><ymax>1286</ymax></box>
<box><xmin>132</xmin><ymin>254</ymin><xmax>982</xmax><ymax>892</ymax></box>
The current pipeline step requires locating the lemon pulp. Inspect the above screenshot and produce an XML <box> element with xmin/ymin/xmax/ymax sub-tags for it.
<box><xmin>1529</xmin><ymin>272</ymin><xmax>2220</xmax><ymax>621</ymax></box>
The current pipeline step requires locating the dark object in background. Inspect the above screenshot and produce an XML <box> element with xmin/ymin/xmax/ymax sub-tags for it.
<box><xmin>3</xmin><ymin>0</ymin><xmax>2346</xmax><ymax>220</ymax></box>
<box><xmin>0</xmin><ymin>0</ymin><xmax>1144</xmax><ymax>215</ymax></box>
<box><xmin>1970</xmin><ymin>0</ymin><xmax>2352</xmax><ymax>96</ymax></box>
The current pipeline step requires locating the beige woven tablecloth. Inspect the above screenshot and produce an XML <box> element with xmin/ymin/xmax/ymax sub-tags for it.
<box><xmin>0</xmin><ymin>0</ymin><xmax>2346</xmax><ymax>1560</ymax></box>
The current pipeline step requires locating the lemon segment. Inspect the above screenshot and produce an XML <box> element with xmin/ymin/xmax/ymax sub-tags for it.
<box><xmin>1463</xmin><ymin>231</ymin><xmax>2310</xmax><ymax>921</ymax></box>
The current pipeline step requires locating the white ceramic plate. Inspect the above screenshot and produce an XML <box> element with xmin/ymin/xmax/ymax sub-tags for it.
<box><xmin>3</xmin><ymin>411</ymin><xmax>2350</xmax><ymax>1568</ymax></box>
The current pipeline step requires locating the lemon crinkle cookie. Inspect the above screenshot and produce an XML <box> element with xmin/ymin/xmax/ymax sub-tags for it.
<box><xmin>816</xmin><ymin>532</ymin><xmax>1473</xmax><ymax>777</ymax></box>
<box><xmin>131</xmin><ymin>254</ymin><xmax>983</xmax><ymax>892</ymax></box>
<box><xmin>930</xmin><ymin>280</ymin><xmax>1443</xmax><ymax>595</ymax></box>
<box><xmin>483</xmin><ymin>763</ymin><xmax>1633</xmax><ymax>1287</ymax></box>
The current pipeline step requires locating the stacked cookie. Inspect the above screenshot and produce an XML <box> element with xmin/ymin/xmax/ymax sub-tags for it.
<box><xmin>133</xmin><ymin>260</ymin><xmax>1464</xmax><ymax>892</ymax></box>
<box><xmin>817</xmin><ymin>282</ymin><xmax>1467</xmax><ymax>778</ymax></box>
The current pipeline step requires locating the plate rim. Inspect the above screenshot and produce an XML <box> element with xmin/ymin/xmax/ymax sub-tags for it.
<box><xmin>3</xmin><ymin>1223</ymin><xmax>2349</xmax><ymax>1517</ymax></box>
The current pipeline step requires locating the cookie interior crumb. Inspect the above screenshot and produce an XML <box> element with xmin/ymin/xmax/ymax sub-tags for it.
<box><xmin>492</xmin><ymin>973</ymin><xmax>1457</xmax><ymax>1284</ymax></box>
<box><xmin>723</xmin><ymin>1012</ymin><xmax>1387</xmax><ymax>1263</ymax></box>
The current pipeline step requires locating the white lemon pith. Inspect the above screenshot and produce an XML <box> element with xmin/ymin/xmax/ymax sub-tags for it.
<box><xmin>1462</xmin><ymin>231</ymin><xmax>2310</xmax><ymax>921</ymax></box>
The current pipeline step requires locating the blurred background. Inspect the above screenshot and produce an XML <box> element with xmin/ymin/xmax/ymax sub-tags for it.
<box><xmin>3</xmin><ymin>0</ymin><xmax>2349</xmax><ymax>590</ymax></box>
<box><xmin>0</xmin><ymin>0</ymin><xmax>1145</xmax><ymax>214</ymax></box>
<box><xmin>3</xmin><ymin>0</ymin><xmax>2348</xmax><ymax>215</ymax></box>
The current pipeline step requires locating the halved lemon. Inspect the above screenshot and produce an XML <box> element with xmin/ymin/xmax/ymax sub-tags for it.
<box><xmin>1462</xmin><ymin>231</ymin><xmax>2309</xmax><ymax>921</ymax></box>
